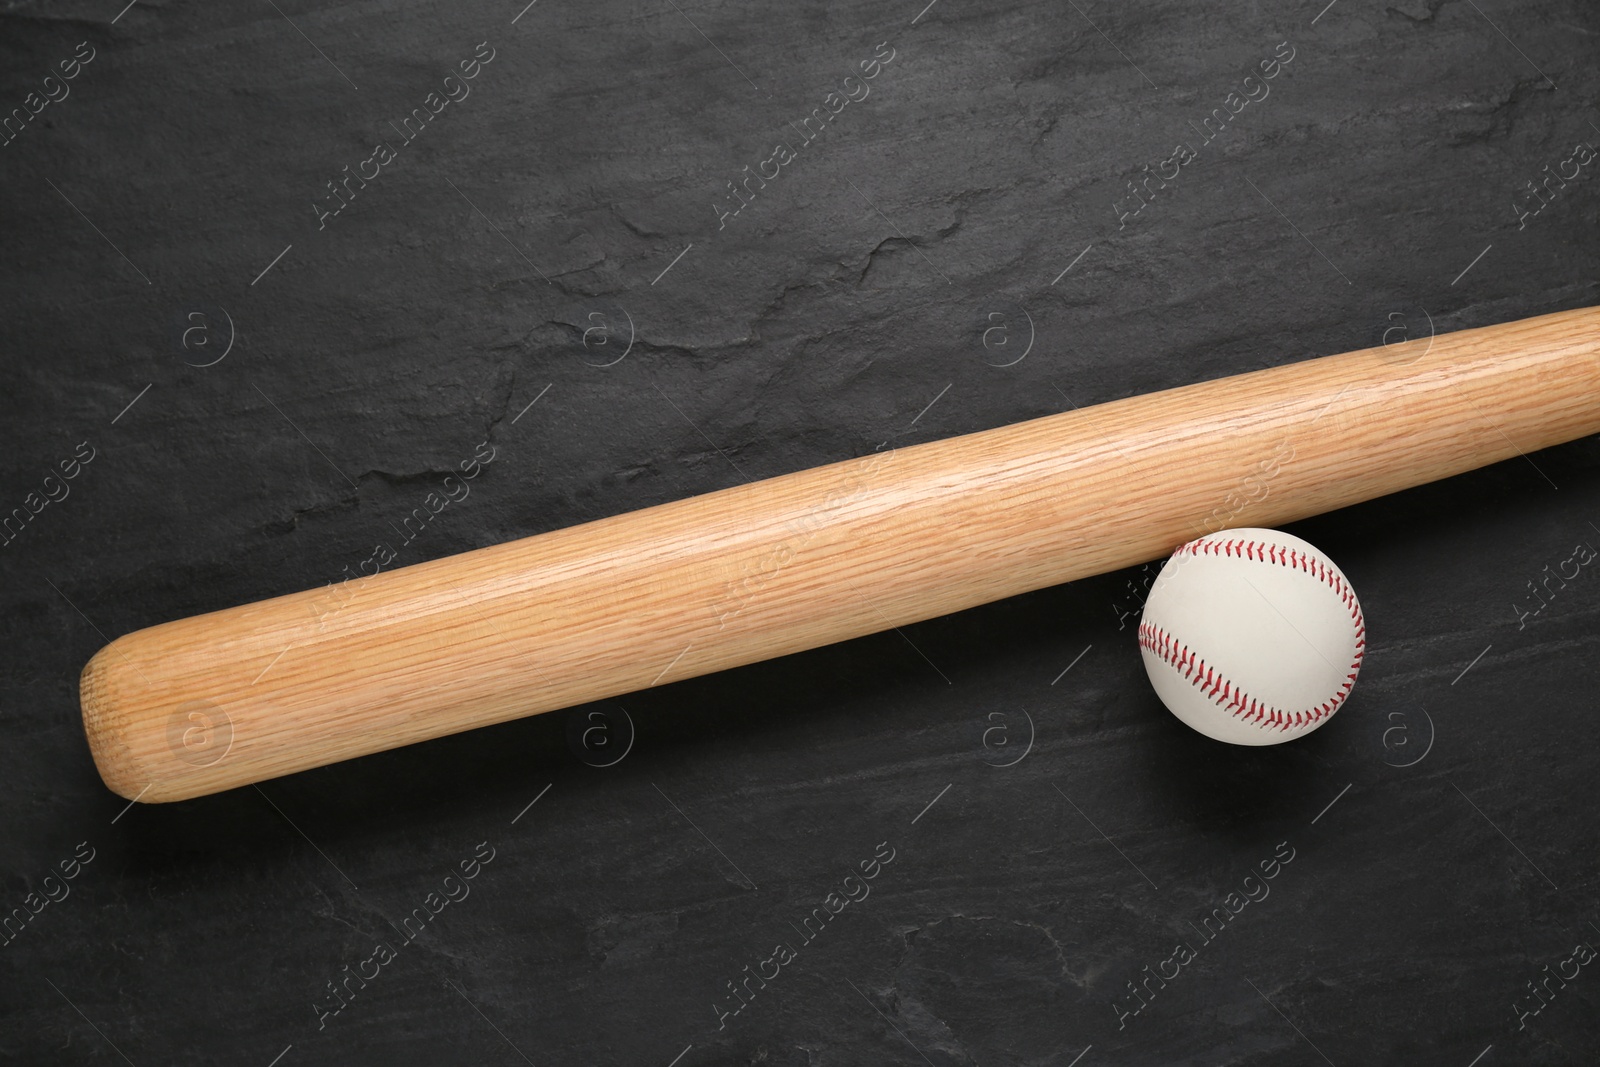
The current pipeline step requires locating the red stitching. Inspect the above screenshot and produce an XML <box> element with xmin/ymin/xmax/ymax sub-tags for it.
<box><xmin>1176</xmin><ymin>536</ymin><xmax>1366</xmax><ymax>640</ymax></box>
<box><xmin>1141</xmin><ymin>536</ymin><xmax>1366</xmax><ymax>730</ymax></box>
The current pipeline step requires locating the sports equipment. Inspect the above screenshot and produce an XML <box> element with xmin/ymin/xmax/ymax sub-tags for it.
<box><xmin>80</xmin><ymin>307</ymin><xmax>1600</xmax><ymax>801</ymax></box>
<box><xmin>1138</xmin><ymin>528</ymin><xmax>1363</xmax><ymax>744</ymax></box>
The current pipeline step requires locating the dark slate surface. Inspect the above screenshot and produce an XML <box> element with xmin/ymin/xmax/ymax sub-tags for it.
<box><xmin>2</xmin><ymin>0</ymin><xmax>1599</xmax><ymax>1064</ymax></box>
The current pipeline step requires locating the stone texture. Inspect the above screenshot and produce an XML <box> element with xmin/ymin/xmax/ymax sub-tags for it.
<box><xmin>1</xmin><ymin>0</ymin><xmax>1598</xmax><ymax>1064</ymax></box>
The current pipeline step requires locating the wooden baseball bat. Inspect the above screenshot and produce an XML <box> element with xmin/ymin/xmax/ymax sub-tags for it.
<box><xmin>81</xmin><ymin>307</ymin><xmax>1600</xmax><ymax>802</ymax></box>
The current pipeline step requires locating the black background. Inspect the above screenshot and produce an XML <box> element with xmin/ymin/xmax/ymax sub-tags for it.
<box><xmin>2</xmin><ymin>0</ymin><xmax>1599</xmax><ymax>1064</ymax></box>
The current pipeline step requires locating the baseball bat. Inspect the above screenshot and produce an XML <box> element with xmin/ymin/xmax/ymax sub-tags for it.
<box><xmin>81</xmin><ymin>307</ymin><xmax>1600</xmax><ymax>802</ymax></box>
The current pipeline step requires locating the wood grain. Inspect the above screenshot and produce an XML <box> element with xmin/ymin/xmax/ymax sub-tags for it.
<box><xmin>80</xmin><ymin>307</ymin><xmax>1600</xmax><ymax>801</ymax></box>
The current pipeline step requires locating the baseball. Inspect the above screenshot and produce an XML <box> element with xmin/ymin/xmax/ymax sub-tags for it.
<box><xmin>1137</xmin><ymin>528</ymin><xmax>1365</xmax><ymax>745</ymax></box>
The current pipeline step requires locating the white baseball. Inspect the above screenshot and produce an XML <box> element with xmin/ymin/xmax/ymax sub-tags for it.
<box><xmin>1137</xmin><ymin>527</ymin><xmax>1365</xmax><ymax>745</ymax></box>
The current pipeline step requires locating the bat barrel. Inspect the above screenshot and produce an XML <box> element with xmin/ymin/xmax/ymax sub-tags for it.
<box><xmin>81</xmin><ymin>307</ymin><xmax>1600</xmax><ymax>801</ymax></box>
